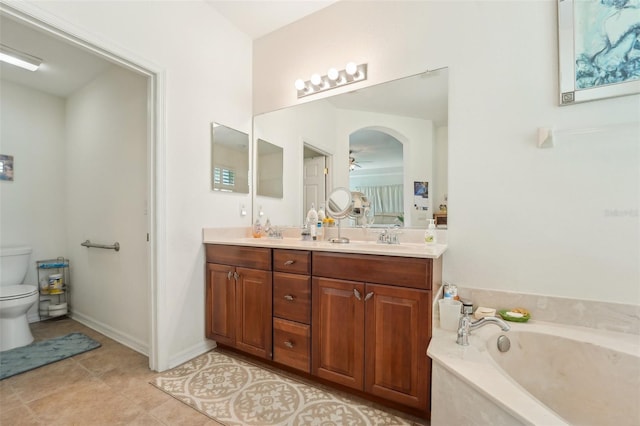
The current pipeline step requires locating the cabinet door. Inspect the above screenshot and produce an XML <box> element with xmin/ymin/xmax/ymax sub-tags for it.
<box><xmin>312</xmin><ymin>277</ymin><xmax>364</xmax><ymax>390</ymax></box>
<box><xmin>206</xmin><ymin>263</ymin><xmax>236</xmax><ymax>346</ymax></box>
<box><xmin>235</xmin><ymin>267</ymin><xmax>273</xmax><ymax>359</ymax></box>
<box><xmin>364</xmin><ymin>283</ymin><xmax>430</xmax><ymax>411</ymax></box>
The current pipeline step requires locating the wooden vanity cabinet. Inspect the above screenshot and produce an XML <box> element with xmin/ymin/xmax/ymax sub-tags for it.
<box><xmin>272</xmin><ymin>249</ymin><xmax>311</xmax><ymax>373</ymax></box>
<box><xmin>205</xmin><ymin>245</ymin><xmax>272</xmax><ymax>359</ymax></box>
<box><xmin>312</xmin><ymin>252</ymin><xmax>435</xmax><ymax>412</ymax></box>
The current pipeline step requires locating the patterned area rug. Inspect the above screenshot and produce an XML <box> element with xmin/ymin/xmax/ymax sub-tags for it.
<box><xmin>0</xmin><ymin>332</ymin><xmax>101</xmax><ymax>380</ymax></box>
<box><xmin>152</xmin><ymin>350</ymin><xmax>420</xmax><ymax>425</ymax></box>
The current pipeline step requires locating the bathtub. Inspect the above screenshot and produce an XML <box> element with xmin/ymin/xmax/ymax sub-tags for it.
<box><xmin>427</xmin><ymin>320</ymin><xmax>640</xmax><ymax>426</ymax></box>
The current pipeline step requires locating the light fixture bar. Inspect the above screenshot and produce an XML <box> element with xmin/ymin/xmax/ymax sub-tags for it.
<box><xmin>295</xmin><ymin>63</ymin><xmax>367</xmax><ymax>98</ymax></box>
<box><xmin>0</xmin><ymin>44</ymin><xmax>42</xmax><ymax>72</ymax></box>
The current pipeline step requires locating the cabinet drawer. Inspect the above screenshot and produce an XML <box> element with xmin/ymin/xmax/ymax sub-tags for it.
<box><xmin>206</xmin><ymin>244</ymin><xmax>272</xmax><ymax>271</ymax></box>
<box><xmin>273</xmin><ymin>318</ymin><xmax>310</xmax><ymax>373</ymax></box>
<box><xmin>273</xmin><ymin>249</ymin><xmax>311</xmax><ymax>274</ymax></box>
<box><xmin>312</xmin><ymin>252</ymin><xmax>432</xmax><ymax>290</ymax></box>
<box><xmin>273</xmin><ymin>272</ymin><xmax>311</xmax><ymax>324</ymax></box>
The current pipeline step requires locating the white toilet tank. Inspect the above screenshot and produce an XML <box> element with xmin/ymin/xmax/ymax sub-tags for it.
<box><xmin>0</xmin><ymin>246</ymin><xmax>32</xmax><ymax>286</ymax></box>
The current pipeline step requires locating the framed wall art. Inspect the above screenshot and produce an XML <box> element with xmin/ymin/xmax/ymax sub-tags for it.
<box><xmin>558</xmin><ymin>0</ymin><xmax>640</xmax><ymax>105</ymax></box>
<box><xmin>0</xmin><ymin>155</ymin><xmax>14</xmax><ymax>181</ymax></box>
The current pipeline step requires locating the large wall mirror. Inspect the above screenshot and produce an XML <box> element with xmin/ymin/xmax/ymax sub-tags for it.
<box><xmin>211</xmin><ymin>123</ymin><xmax>249</xmax><ymax>193</ymax></box>
<box><xmin>252</xmin><ymin>67</ymin><xmax>448</xmax><ymax>228</ymax></box>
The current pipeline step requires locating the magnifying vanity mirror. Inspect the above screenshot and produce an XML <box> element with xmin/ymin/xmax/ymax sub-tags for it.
<box><xmin>326</xmin><ymin>188</ymin><xmax>371</xmax><ymax>243</ymax></box>
<box><xmin>211</xmin><ymin>123</ymin><xmax>249</xmax><ymax>193</ymax></box>
<box><xmin>252</xmin><ymin>67</ymin><xmax>448</xmax><ymax>229</ymax></box>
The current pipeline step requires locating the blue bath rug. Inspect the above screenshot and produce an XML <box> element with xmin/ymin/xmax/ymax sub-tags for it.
<box><xmin>0</xmin><ymin>332</ymin><xmax>101</xmax><ymax>380</ymax></box>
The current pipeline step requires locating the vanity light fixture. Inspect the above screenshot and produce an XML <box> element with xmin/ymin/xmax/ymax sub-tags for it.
<box><xmin>295</xmin><ymin>62</ymin><xmax>368</xmax><ymax>98</ymax></box>
<box><xmin>0</xmin><ymin>44</ymin><xmax>42</xmax><ymax>71</ymax></box>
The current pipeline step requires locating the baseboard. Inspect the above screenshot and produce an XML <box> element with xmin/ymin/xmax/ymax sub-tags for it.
<box><xmin>167</xmin><ymin>339</ymin><xmax>217</xmax><ymax>371</ymax></box>
<box><xmin>70</xmin><ymin>310</ymin><xmax>149</xmax><ymax>356</ymax></box>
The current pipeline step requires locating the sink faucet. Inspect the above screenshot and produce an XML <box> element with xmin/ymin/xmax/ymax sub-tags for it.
<box><xmin>456</xmin><ymin>302</ymin><xmax>510</xmax><ymax>346</ymax></box>
<box><xmin>377</xmin><ymin>225</ymin><xmax>401</xmax><ymax>244</ymax></box>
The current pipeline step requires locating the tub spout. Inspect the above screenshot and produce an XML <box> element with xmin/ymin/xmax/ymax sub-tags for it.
<box><xmin>457</xmin><ymin>304</ymin><xmax>510</xmax><ymax>346</ymax></box>
<box><xmin>469</xmin><ymin>316</ymin><xmax>511</xmax><ymax>332</ymax></box>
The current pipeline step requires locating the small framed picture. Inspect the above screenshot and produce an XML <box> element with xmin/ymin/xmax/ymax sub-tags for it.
<box><xmin>0</xmin><ymin>155</ymin><xmax>14</xmax><ymax>181</ymax></box>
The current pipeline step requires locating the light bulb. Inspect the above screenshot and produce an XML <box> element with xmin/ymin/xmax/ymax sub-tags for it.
<box><xmin>327</xmin><ymin>68</ymin><xmax>339</xmax><ymax>81</ymax></box>
<box><xmin>310</xmin><ymin>73</ymin><xmax>322</xmax><ymax>86</ymax></box>
<box><xmin>295</xmin><ymin>79</ymin><xmax>306</xmax><ymax>91</ymax></box>
<box><xmin>345</xmin><ymin>62</ymin><xmax>358</xmax><ymax>76</ymax></box>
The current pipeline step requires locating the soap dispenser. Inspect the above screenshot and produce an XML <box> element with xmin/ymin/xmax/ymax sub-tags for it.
<box><xmin>425</xmin><ymin>218</ymin><xmax>437</xmax><ymax>245</ymax></box>
<box><xmin>307</xmin><ymin>203</ymin><xmax>318</xmax><ymax>240</ymax></box>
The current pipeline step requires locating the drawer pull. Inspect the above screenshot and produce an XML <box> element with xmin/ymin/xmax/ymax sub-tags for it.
<box><xmin>283</xmin><ymin>340</ymin><xmax>294</xmax><ymax>348</ymax></box>
<box><xmin>364</xmin><ymin>292</ymin><xmax>374</xmax><ymax>301</ymax></box>
<box><xmin>284</xmin><ymin>260</ymin><xmax>295</xmax><ymax>266</ymax></box>
<box><xmin>284</xmin><ymin>294</ymin><xmax>295</xmax><ymax>301</ymax></box>
<box><xmin>353</xmin><ymin>288</ymin><xmax>362</xmax><ymax>300</ymax></box>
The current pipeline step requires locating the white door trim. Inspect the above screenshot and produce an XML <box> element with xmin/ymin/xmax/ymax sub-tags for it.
<box><xmin>1</xmin><ymin>2</ymin><xmax>167</xmax><ymax>371</ymax></box>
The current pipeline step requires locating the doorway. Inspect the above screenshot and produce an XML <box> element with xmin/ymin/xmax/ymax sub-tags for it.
<box><xmin>0</xmin><ymin>5</ymin><xmax>161</xmax><ymax>370</ymax></box>
<box><xmin>303</xmin><ymin>143</ymin><xmax>331</xmax><ymax>222</ymax></box>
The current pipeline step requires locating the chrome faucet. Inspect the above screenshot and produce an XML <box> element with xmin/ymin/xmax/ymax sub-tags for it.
<box><xmin>377</xmin><ymin>225</ymin><xmax>401</xmax><ymax>244</ymax></box>
<box><xmin>456</xmin><ymin>302</ymin><xmax>510</xmax><ymax>346</ymax></box>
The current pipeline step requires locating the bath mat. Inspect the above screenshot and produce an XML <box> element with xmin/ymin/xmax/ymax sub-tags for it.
<box><xmin>0</xmin><ymin>332</ymin><xmax>101</xmax><ymax>380</ymax></box>
<box><xmin>152</xmin><ymin>349</ymin><xmax>420</xmax><ymax>425</ymax></box>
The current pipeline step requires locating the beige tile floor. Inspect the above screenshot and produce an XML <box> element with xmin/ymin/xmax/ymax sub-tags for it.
<box><xmin>2</xmin><ymin>319</ymin><xmax>428</xmax><ymax>426</ymax></box>
<box><xmin>0</xmin><ymin>318</ymin><xmax>221</xmax><ymax>425</ymax></box>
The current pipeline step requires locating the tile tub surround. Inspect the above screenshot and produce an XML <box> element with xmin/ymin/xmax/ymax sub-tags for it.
<box><xmin>203</xmin><ymin>227</ymin><xmax>447</xmax><ymax>259</ymax></box>
<box><xmin>428</xmin><ymin>320</ymin><xmax>640</xmax><ymax>426</ymax></box>
<box><xmin>455</xmin><ymin>287</ymin><xmax>640</xmax><ymax>335</ymax></box>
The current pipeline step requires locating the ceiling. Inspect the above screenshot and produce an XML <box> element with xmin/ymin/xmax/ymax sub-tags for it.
<box><xmin>204</xmin><ymin>1</ymin><xmax>339</xmax><ymax>40</ymax></box>
<box><xmin>0</xmin><ymin>1</ymin><xmax>338</xmax><ymax>97</ymax></box>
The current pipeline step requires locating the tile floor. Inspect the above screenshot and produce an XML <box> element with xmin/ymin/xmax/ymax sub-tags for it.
<box><xmin>0</xmin><ymin>318</ymin><xmax>221</xmax><ymax>425</ymax></box>
<box><xmin>1</xmin><ymin>319</ymin><xmax>428</xmax><ymax>425</ymax></box>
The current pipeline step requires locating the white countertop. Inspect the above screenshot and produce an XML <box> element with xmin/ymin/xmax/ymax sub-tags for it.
<box><xmin>203</xmin><ymin>227</ymin><xmax>447</xmax><ymax>259</ymax></box>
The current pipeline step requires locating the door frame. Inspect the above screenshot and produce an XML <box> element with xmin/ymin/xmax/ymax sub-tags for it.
<box><xmin>302</xmin><ymin>140</ymin><xmax>332</xmax><ymax>221</ymax></box>
<box><xmin>1</xmin><ymin>3</ymin><xmax>166</xmax><ymax>371</ymax></box>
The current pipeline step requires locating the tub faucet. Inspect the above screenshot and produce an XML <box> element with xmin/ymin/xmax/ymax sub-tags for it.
<box><xmin>456</xmin><ymin>302</ymin><xmax>510</xmax><ymax>346</ymax></box>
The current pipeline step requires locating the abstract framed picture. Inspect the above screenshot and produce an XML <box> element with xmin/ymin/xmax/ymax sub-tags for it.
<box><xmin>0</xmin><ymin>155</ymin><xmax>14</xmax><ymax>181</ymax></box>
<box><xmin>558</xmin><ymin>0</ymin><xmax>640</xmax><ymax>105</ymax></box>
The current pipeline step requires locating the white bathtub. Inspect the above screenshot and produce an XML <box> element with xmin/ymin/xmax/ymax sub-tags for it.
<box><xmin>428</xmin><ymin>320</ymin><xmax>640</xmax><ymax>426</ymax></box>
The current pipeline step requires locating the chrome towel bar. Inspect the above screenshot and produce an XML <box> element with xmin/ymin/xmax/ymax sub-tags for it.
<box><xmin>81</xmin><ymin>239</ymin><xmax>120</xmax><ymax>252</ymax></box>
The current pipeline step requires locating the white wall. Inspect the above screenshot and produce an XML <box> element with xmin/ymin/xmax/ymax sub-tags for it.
<box><xmin>65</xmin><ymin>65</ymin><xmax>149</xmax><ymax>351</ymax></box>
<box><xmin>253</xmin><ymin>1</ymin><xmax>640</xmax><ymax>305</ymax></box>
<box><xmin>0</xmin><ymin>80</ymin><xmax>67</xmax><ymax>319</ymax></box>
<box><xmin>17</xmin><ymin>0</ymin><xmax>253</xmax><ymax>369</ymax></box>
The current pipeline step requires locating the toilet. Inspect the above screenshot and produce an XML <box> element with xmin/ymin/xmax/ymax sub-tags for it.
<box><xmin>0</xmin><ymin>246</ymin><xmax>39</xmax><ymax>351</ymax></box>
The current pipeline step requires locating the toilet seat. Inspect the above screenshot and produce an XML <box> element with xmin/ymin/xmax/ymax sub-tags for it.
<box><xmin>0</xmin><ymin>285</ymin><xmax>38</xmax><ymax>301</ymax></box>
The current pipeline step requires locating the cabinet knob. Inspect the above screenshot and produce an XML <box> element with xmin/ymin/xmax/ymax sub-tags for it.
<box><xmin>353</xmin><ymin>288</ymin><xmax>362</xmax><ymax>300</ymax></box>
<box><xmin>283</xmin><ymin>340</ymin><xmax>294</xmax><ymax>348</ymax></box>
<box><xmin>233</xmin><ymin>271</ymin><xmax>239</xmax><ymax>280</ymax></box>
<box><xmin>364</xmin><ymin>292</ymin><xmax>374</xmax><ymax>301</ymax></box>
<box><xmin>283</xmin><ymin>294</ymin><xmax>295</xmax><ymax>301</ymax></box>
<box><xmin>284</xmin><ymin>260</ymin><xmax>295</xmax><ymax>266</ymax></box>
<box><xmin>227</xmin><ymin>271</ymin><xmax>233</xmax><ymax>280</ymax></box>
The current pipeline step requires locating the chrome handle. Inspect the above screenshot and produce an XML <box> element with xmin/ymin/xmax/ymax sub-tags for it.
<box><xmin>233</xmin><ymin>271</ymin><xmax>239</xmax><ymax>280</ymax></box>
<box><xmin>354</xmin><ymin>288</ymin><xmax>362</xmax><ymax>300</ymax></box>
<box><xmin>284</xmin><ymin>260</ymin><xmax>295</xmax><ymax>266</ymax></box>
<box><xmin>364</xmin><ymin>292</ymin><xmax>374</xmax><ymax>301</ymax></box>
<box><xmin>284</xmin><ymin>340</ymin><xmax>294</xmax><ymax>348</ymax></box>
<box><xmin>227</xmin><ymin>271</ymin><xmax>233</xmax><ymax>280</ymax></box>
<box><xmin>284</xmin><ymin>294</ymin><xmax>295</xmax><ymax>301</ymax></box>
